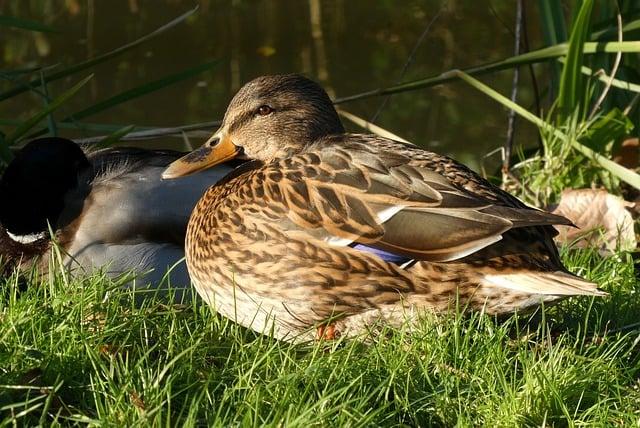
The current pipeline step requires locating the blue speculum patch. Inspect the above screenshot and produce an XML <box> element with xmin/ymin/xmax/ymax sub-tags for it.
<box><xmin>351</xmin><ymin>243</ymin><xmax>412</xmax><ymax>265</ymax></box>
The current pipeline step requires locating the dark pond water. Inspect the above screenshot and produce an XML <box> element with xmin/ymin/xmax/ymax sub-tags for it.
<box><xmin>1</xmin><ymin>1</ymin><xmax>544</xmax><ymax>172</ymax></box>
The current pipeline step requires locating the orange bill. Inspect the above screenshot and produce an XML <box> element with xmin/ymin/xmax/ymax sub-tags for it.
<box><xmin>162</xmin><ymin>133</ymin><xmax>240</xmax><ymax>179</ymax></box>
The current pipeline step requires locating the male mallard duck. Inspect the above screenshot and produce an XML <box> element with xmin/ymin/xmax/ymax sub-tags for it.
<box><xmin>0</xmin><ymin>137</ymin><xmax>239</xmax><ymax>302</ymax></box>
<box><xmin>162</xmin><ymin>74</ymin><xmax>606</xmax><ymax>341</ymax></box>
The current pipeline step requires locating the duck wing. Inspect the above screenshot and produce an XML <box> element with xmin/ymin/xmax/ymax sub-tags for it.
<box><xmin>237</xmin><ymin>135</ymin><xmax>571</xmax><ymax>262</ymax></box>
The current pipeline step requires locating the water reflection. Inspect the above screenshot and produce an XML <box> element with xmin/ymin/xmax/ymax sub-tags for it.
<box><xmin>1</xmin><ymin>0</ymin><xmax>542</xmax><ymax>172</ymax></box>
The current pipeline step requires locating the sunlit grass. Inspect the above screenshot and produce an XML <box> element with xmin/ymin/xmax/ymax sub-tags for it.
<box><xmin>1</xmin><ymin>248</ymin><xmax>639</xmax><ymax>426</ymax></box>
<box><xmin>2</xmin><ymin>2</ymin><xmax>640</xmax><ymax>425</ymax></box>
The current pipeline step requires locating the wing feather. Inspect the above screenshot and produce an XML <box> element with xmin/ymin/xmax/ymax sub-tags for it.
<box><xmin>240</xmin><ymin>137</ymin><xmax>571</xmax><ymax>262</ymax></box>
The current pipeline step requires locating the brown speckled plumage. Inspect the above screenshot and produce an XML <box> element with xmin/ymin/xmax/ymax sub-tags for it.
<box><xmin>167</xmin><ymin>74</ymin><xmax>606</xmax><ymax>342</ymax></box>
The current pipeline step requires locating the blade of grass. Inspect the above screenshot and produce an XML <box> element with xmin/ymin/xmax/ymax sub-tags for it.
<box><xmin>538</xmin><ymin>0</ymin><xmax>567</xmax><ymax>98</ymax></box>
<box><xmin>0</xmin><ymin>119</ymin><xmax>220</xmax><ymax>142</ymax></box>
<box><xmin>449</xmin><ymin>69</ymin><xmax>640</xmax><ymax>190</ymax></box>
<box><xmin>0</xmin><ymin>118</ymin><xmax>140</xmax><ymax>133</ymax></box>
<box><xmin>0</xmin><ymin>6</ymin><xmax>198</xmax><ymax>102</ymax></box>
<box><xmin>3</xmin><ymin>75</ymin><xmax>93</xmax><ymax>149</ymax></box>
<box><xmin>26</xmin><ymin>60</ymin><xmax>221</xmax><ymax>140</ymax></box>
<box><xmin>588</xmin><ymin>12</ymin><xmax>623</xmax><ymax>120</ymax></box>
<box><xmin>334</xmin><ymin>41</ymin><xmax>640</xmax><ymax>105</ymax></box>
<box><xmin>337</xmin><ymin>109</ymin><xmax>412</xmax><ymax>144</ymax></box>
<box><xmin>558</xmin><ymin>0</ymin><xmax>594</xmax><ymax>120</ymax></box>
<box><xmin>579</xmin><ymin>108</ymin><xmax>633</xmax><ymax>152</ymax></box>
<box><xmin>592</xmin><ymin>17</ymin><xmax>640</xmax><ymax>40</ymax></box>
<box><xmin>0</xmin><ymin>65</ymin><xmax>54</xmax><ymax>77</ymax></box>
<box><xmin>0</xmin><ymin>15</ymin><xmax>58</xmax><ymax>33</ymax></box>
<box><xmin>64</xmin><ymin>60</ymin><xmax>220</xmax><ymax>122</ymax></box>
<box><xmin>73</xmin><ymin>120</ymin><xmax>220</xmax><ymax>144</ymax></box>
<box><xmin>95</xmin><ymin>125</ymin><xmax>136</xmax><ymax>148</ymax></box>
<box><xmin>558</xmin><ymin>57</ymin><xmax>640</xmax><ymax>93</ymax></box>
<box><xmin>538</xmin><ymin>1</ymin><xmax>567</xmax><ymax>46</ymax></box>
<box><xmin>0</xmin><ymin>69</ymin><xmax>51</xmax><ymax>100</ymax></box>
<box><xmin>39</xmin><ymin>72</ymin><xmax>57</xmax><ymax>137</ymax></box>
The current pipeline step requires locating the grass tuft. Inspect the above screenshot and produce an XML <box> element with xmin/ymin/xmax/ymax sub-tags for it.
<box><xmin>1</xmin><ymin>248</ymin><xmax>639</xmax><ymax>425</ymax></box>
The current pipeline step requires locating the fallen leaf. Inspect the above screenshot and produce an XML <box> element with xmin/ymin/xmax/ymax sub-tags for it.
<box><xmin>551</xmin><ymin>189</ymin><xmax>636</xmax><ymax>255</ymax></box>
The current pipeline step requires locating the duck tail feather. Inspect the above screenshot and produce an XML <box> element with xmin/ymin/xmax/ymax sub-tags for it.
<box><xmin>482</xmin><ymin>271</ymin><xmax>607</xmax><ymax>296</ymax></box>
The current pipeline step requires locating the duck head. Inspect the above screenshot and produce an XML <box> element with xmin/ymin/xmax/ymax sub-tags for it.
<box><xmin>162</xmin><ymin>74</ymin><xmax>344</xmax><ymax>179</ymax></box>
<box><xmin>0</xmin><ymin>138</ymin><xmax>90</xmax><ymax>242</ymax></box>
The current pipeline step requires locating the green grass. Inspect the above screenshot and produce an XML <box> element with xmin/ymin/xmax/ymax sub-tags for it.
<box><xmin>2</xmin><ymin>4</ymin><xmax>640</xmax><ymax>425</ymax></box>
<box><xmin>1</xmin><ymin>248</ymin><xmax>639</xmax><ymax>426</ymax></box>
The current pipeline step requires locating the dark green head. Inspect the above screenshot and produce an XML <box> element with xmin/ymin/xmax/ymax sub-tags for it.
<box><xmin>0</xmin><ymin>138</ymin><xmax>90</xmax><ymax>238</ymax></box>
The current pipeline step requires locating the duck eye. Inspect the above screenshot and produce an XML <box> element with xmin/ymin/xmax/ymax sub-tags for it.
<box><xmin>257</xmin><ymin>105</ymin><xmax>274</xmax><ymax>116</ymax></box>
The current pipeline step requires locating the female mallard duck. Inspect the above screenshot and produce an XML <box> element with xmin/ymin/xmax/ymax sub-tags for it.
<box><xmin>162</xmin><ymin>74</ymin><xmax>606</xmax><ymax>341</ymax></box>
<box><xmin>0</xmin><ymin>137</ymin><xmax>238</xmax><ymax>302</ymax></box>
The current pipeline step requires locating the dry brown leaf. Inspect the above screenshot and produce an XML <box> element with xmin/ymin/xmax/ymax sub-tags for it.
<box><xmin>613</xmin><ymin>138</ymin><xmax>639</xmax><ymax>169</ymax></box>
<box><xmin>551</xmin><ymin>189</ymin><xmax>636</xmax><ymax>255</ymax></box>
